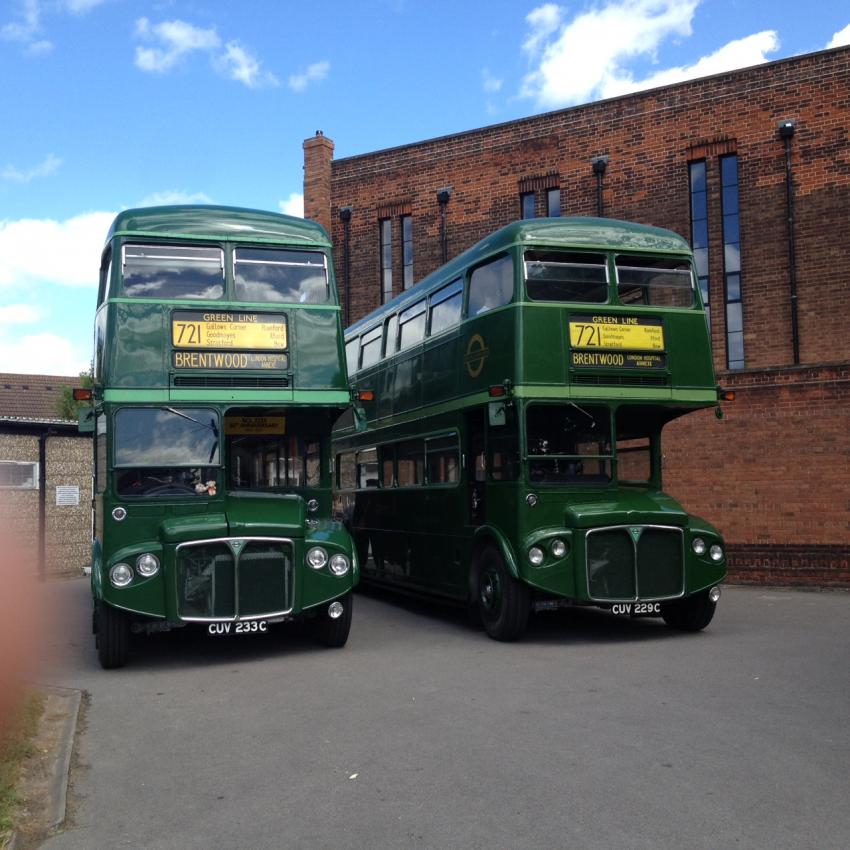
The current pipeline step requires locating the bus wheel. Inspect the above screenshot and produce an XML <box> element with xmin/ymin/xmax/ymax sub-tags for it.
<box><xmin>476</xmin><ymin>547</ymin><xmax>529</xmax><ymax>641</ymax></box>
<box><xmin>661</xmin><ymin>590</ymin><xmax>716</xmax><ymax>632</ymax></box>
<box><xmin>313</xmin><ymin>593</ymin><xmax>353</xmax><ymax>648</ymax></box>
<box><xmin>96</xmin><ymin>601</ymin><xmax>129</xmax><ymax>669</ymax></box>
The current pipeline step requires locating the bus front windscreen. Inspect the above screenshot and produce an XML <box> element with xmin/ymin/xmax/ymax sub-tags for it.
<box><xmin>114</xmin><ymin>407</ymin><xmax>220</xmax><ymax>497</ymax></box>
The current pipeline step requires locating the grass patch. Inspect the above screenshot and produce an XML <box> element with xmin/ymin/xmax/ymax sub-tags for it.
<box><xmin>0</xmin><ymin>691</ymin><xmax>46</xmax><ymax>843</ymax></box>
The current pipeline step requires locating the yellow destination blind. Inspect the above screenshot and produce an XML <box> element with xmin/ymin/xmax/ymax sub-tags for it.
<box><xmin>569</xmin><ymin>316</ymin><xmax>664</xmax><ymax>351</ymax></box>
<box><xmin>224</xmin><ymin>416</ymin><xmax>286</xmax><ymax>436</ymax></box>
<box><xmin>172</xmin><ymin>311</ymin><xmax>287</xmax><ymax>351</ymax></box>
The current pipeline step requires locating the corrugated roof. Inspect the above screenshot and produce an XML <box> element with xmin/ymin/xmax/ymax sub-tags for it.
<box><xmin>0</xmin><ymin>373</ymin><xmax>80</xmax><ymax>421</ymax></box>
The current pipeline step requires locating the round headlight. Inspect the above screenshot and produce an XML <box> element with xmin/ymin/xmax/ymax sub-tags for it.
<box><xmin>307</xmin><ymin>547</ymin><xmax>328</xmax><ymax>570</ymax></box>
<box><xmin>109</xmin><ymin>563</ymin><xmax>133</xmax><ymax>588</ymax></box>
<box><xmin>328</xmin><ymin>601</ymin><xmax>344</xmax><ymax>619</ymax></box>
<box><xmin>709</xmin><ymin>544</ymin><xmax>724</xmax><ymax>562</ymax></box>
<box><xmin>709</xmin><ymin>586</ymin><xmax>722</xmax><ymax>603</ymax></box>
<box><xmin>136</xmin><ymin>553</ymin><xmax>160</xmax><ymax>577</ymax></box>
<box><xmin>529</xmin><ymin>546</ymin><xmax>545</xmax><ymax>566</ymax></box>
<box><xmin>551</xmin><ymin>538</ymin><xmax>567</xmax><ymax>558</ymax></box>
<box><xmin>307</xmin><ymin>499</ymin><xmax>319</xmax><ymax>513</ymax></box>
<box><xmin>692</xmin><ymin>537</ymin><xmax>706</xmax><ymax>555</ymax></box>
<box><xmin>329</xmin><ymin>554</ymin><xmax>350</xmax><ymax>576</ymax></box>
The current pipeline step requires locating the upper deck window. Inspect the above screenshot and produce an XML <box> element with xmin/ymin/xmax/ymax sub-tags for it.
<box><xmin>429</xmin><ymin>278</ymin><xmax>463</xmax><ymax>336</ymax></box>
<box><xmin>234</xmin><ymin>248</ymin><xmax>328</xmax><ymax>304</ymax></box>
<box><xmin>468</xmin><ymin>254</ymin><xmax>514</xmax><ymax>317</ymax></box>
<box><xmin>345</xmin><ymin>338</ymin><xmax>359</xmax><ymax>377</ymax></box>
<box><xmin>524</xmin><ymin>251</ymin><xmax>608</xmax><ymax>303</ymax></box>
<box><xmin>398</xmin><ymin>301</ymin><xmax>426</xmax><ymax>351</ymax></box>
<box><xmin>122</xmin><ymin>245</ymin><xmax>224</xmax><ymax>300</ymax></box>
<box><xmin>359</xmin><ymin>325</ymin><xmax>383</xmax><ymax>370</ymax></box>
<box><xmin>615</xmin><ymin>256</ymin><xmax>694</xmax><ymax>308</ymax></box>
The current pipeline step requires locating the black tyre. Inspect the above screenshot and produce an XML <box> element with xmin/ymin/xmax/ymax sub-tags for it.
<box><xmin>661</xmin><ymin>590</ymin><xmax>716</xmax><ymax>632</ymax></box>
<box><xmin>96</xmin><ymin>601</ymin><xmax>129</xmax><ymax>669</ymax></box>
<box><xmin>313</xmin><ymin>593</ymin><xmax>353</xmax><ymax>648</ymax></box>
<box><xmin>475</xmin><ymin>546</ymin><xmax>530</xmax><ymax>641</ymax></box>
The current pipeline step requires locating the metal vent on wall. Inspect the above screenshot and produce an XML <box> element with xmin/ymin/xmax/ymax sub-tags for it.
<box><xmin>173</xmin><ymin>376</ymin><xmax>290</xmax><ymax>388</ymax></box>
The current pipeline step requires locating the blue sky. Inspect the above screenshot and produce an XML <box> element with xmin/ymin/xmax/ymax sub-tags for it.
<box><xmin>1</xmin><ymin>0</ymin><xmax>848</xmax><ymax>376</ymax></box>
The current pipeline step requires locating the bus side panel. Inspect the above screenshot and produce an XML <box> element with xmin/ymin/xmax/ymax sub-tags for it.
<box><xmin>422</xmin><ymin>331</ymin><xmax>459</xmax><ymax>409</ymax></box>
<box><xmin>517</xmin><ymin>305</ymin><xmax>568</xmax><ymax>386</ymax></box>
<box><xmin>293</xmin><ymin>309</ymin><xmax>348</xmax><ymax>390</ymax></box>
<box><xmin>106</xmin><ymin>302</ymin><xmax>168</xmax><ymax>388</ymax></box>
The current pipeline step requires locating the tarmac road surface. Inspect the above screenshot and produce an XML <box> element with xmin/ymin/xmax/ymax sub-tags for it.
<box><xmin>39</xmin><ymin>580</ymin><xmax>850</xmax><ymax>850</ymax></box>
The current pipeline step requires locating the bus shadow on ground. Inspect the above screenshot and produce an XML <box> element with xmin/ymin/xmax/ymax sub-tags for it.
<box><xmin>118</xmin><ymin>620</ymin><xmax>331</xmax><ymax>671</ymax></box>
<box><xmin>357</xmin><ymin>583</ymin><xmax>690</xmax><ymax>647</ymax></box>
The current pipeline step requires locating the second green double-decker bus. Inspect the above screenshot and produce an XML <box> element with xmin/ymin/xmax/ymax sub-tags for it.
<box><xmin>86</xmin><ymin>206</ymin><xmax>358</xmax><ymax>667</ymax></box>
<box><xmin>335</xmin><ymin>218</ymin><xmax>726</xmax><ymax>641</ymax></box>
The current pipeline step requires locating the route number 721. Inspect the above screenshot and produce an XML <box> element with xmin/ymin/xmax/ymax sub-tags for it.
<box><xmin>174</xmin><ymin>322</ymin><xmax>203</xmax><ymax>345</ymax></box>
<box><xmin>572</xmin><ymin>324</ymin><xmax>601</xmax><ymax>347</ymax></box>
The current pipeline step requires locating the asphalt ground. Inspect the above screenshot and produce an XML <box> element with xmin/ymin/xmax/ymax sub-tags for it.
<box><xmin>37</xmin><ymin>580</ymin><xmax>850</xmax><ymax>850</ymax></box>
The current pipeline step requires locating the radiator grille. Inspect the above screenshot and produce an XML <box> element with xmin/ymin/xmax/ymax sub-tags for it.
<box><xmin>573</xmin><ymin>374</ymin><xmax>668</xmax><ymax>387</ymax></box>
<box><xmin>176</xmin><ymin>537</ymin><xmax>293</xmax><ymax>620</ymax></box>
<box><xmin>173</xmin><ymin>375</ymin><xmax>290</xmax><ymax>388</ymax></box>
<box><xmin>586</xmin><ymin>525</ymin><xmax>683</xmax><ymax>602</ymax></box>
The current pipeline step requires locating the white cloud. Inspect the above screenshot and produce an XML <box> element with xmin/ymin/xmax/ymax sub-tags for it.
<box><xmin>1</xmin><ymin>153</ymin><xmax>61</xmax><ymax>184</ymax></box>
<box><xmin>134</xmin><ymin>17</ymin><xmax>221</xmax><ymax>73</ymax></box>
<box><xmin>0</xmin><ymin>332</ymin><xmax>89</xmax><ymax>377</ymax></box>
<box><xmin>2</xmin><ymin>0</ymin><xmax>103</xmax><ymax>53</ymax></box>
<box><xmin>217</xmin><ymin>41</ymin><xmax>279</xmax><ymax>88</ymax></box>
<box><xmin>0</xmin><ymin>304</ymin><xmax>41</xmax><ymax>325</ymax></box>
<box><xmin>482</xmin><ymin>67</ymin><xmax>503</xmax><ymax>93</ymax></box>
<box><xmin>520</xmin><ymin>1</ymin><xmax>781</xmax><ymax>107</ymax></box>
<box><xmin>521</xmin><ymin>0</ymin><xmax>700</xmax><ymax>106</ymax></box>
<box><xmin>1</xmin><ymin>0</ymin><xmax>45</xmax><ymax>46</ymax></box>
<box><xmin>0</xmin><ymin>212</ymin><xmax>115</xmax><ymax>289</ymax></box>
<box><xmin>136</xmin><ymin>190</ymin><xmax>213</xmax><ymax>207</ymax></box>
<box><xmin>279</xmin><ymin>193</ymin><xmax>304</xmax><ymax>218</ymax></box>
<box><xmin>62</xmin><ymin>0</ymin><xmax>108</xmax><ymax>12</ymax></box>
<box><xmin>134</xmin><ymin>18</ymin><xmax>277</xmax><ymax>88</ymax></box>
<box><xmin>601</xmin><ymin>30</ymin><xmax>780</xmax><ymax>99</ymax></box>
<box><xmin>523</xmin><ymin>3</ymin><xmax>562</xmax><ymax>56</ymax></box>
<box><xmin>288</xmin><ymin>60</ymin><xmax>330</xmax><ymax>93</ymax></box>
<box><xmin>827</xmin><ymin>24</ymin><xmax>850</xmax><ymax>48</ymax></box>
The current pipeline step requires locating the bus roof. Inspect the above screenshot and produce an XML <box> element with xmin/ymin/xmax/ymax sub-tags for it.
<box><xmin>106</xmin><ymin>205</ymin><xmax>332</xmax><ymax>248</ymax></box>
<box><xmin>347</xmin><ymin>217</ymin><xmax>692</xmax><ymax>335</ymax></box>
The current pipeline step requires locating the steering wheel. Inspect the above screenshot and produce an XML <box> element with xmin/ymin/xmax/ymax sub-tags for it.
<box><xmin>144</xmin><ymin>482</ymin><xmax>198</xmax><ymax>496</ymax></box>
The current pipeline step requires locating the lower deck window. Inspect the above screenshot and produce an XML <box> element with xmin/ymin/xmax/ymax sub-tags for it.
<box><xmin>114</xmin><ymin>406</ymin><xmax>221</xmax><ymax>497</ymax></box>
<box><xmin>526</xmin><ymin>403</ymin><xmax>612</xmax><ymax>483</ymax></box>
<box><xmin>228</xmin><ymin>435</ymin><xmax>321</xmax><ymax>489</ymax></box>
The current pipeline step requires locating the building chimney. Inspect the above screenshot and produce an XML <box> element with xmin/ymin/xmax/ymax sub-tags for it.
<box><xmin>303</xmin><ymin>131</ymin><xmax>335</xmax><ymax>235</ymax></box>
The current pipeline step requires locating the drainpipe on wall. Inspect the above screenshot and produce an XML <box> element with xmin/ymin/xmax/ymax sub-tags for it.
<box><xmin>779</xmin><ymin>119</ymin><xmax>800</xmax><ymax>365</ymax></box>
<box><xmin>38</xmin><ymin>427</ymin><xmax>56</xmax><ymax>581</ymax></box>
<box><xmin>339</xmin><ymin>206</ymin><xmax>352</xmax><ymax>326</ymax></box>
<box><xmin>592</xmin><ymin>155</ymin><xmax>609</xmax><ymax>217</ymax></box>
<box><xmin>437</xmin><ymin>188</ymin><xmax>452</xmax><ymax>264</ymax></box>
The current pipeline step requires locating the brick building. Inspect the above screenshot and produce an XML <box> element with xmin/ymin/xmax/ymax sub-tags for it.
<box><xmin>304</xmin><ymin>46</ymin><xmax>850</xmax><ymax>585</ymax></box>
<box><xmin>0</xmin><ymin>374</ymin><xmax>92</xmax><ymax>577</ymax></box>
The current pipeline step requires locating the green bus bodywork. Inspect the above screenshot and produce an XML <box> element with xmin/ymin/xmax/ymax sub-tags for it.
<box><xmin>334</xmin><ymin>218</ymin><xmax>726</xmax><ymax>640</ymax></box>
<box><xmin>89</xmin><ymin>206</ymin><xmax>358</xmax><ymax>667</ymax></box>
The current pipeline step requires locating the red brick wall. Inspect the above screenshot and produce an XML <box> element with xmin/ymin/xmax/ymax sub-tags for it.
<box><xmin>663</xmin><ymin>365</ymin><xmax>850</xmax><ymax>584</ymax></box>
<box><xmin>305</xmin><ymin>47</ymin><xmax>850</xmax><ymax>585</ymax></box>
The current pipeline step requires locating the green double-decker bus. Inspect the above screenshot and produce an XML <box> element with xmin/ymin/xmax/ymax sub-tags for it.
<box><xmin>334</xmin><ymin>218</ymin><xmax>726</xmax><ymax>641</ymax></box>
<box><xmin>86</xmin><ymin>206</ymin><xmax>358</xmax><ymax>667</ymax></box>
